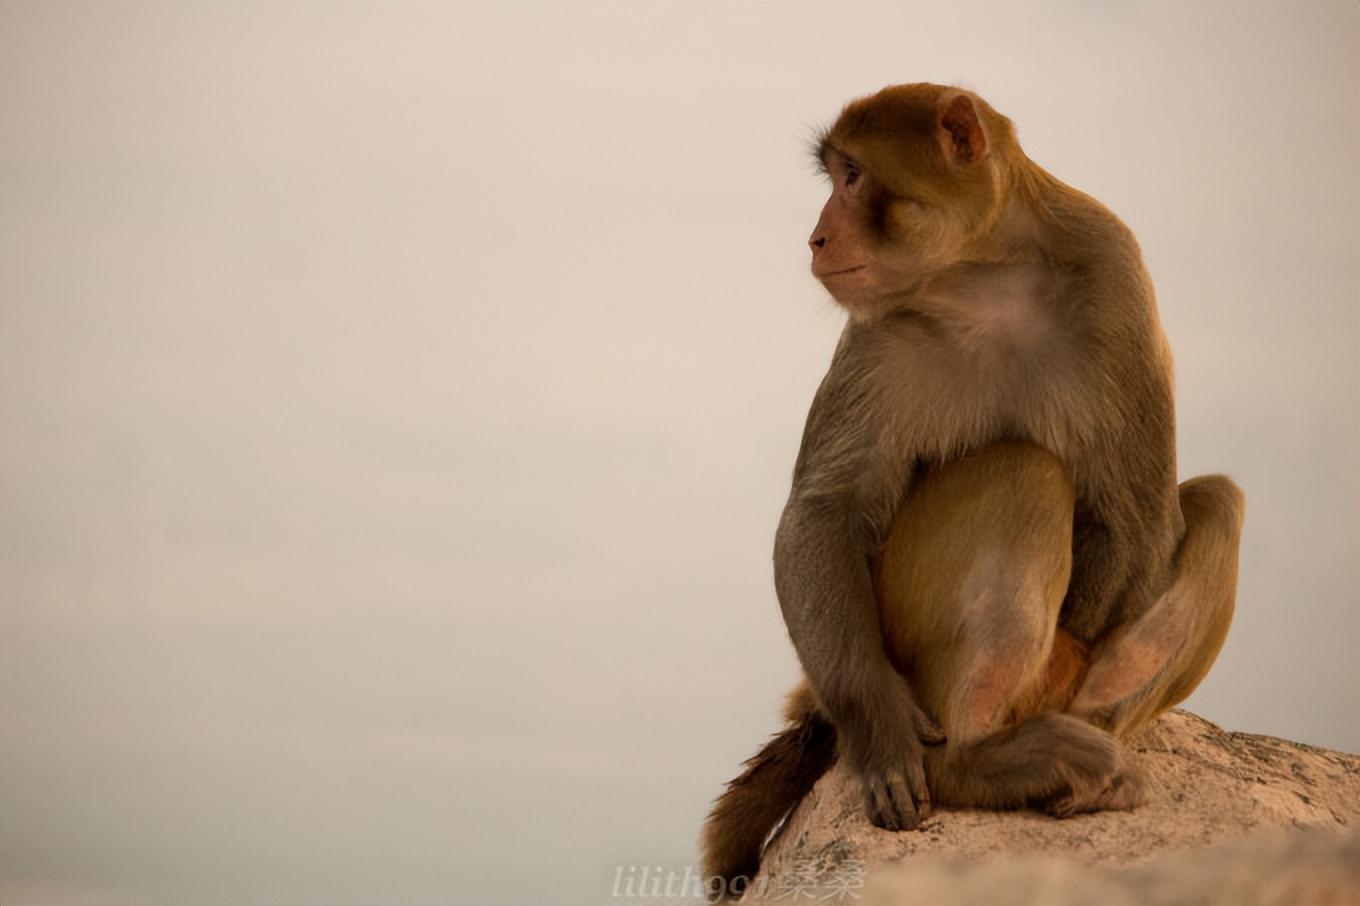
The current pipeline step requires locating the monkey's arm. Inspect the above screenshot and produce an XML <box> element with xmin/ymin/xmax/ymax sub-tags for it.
<box><xmin>773</xmin><ymin>330</ymin><xmax>944</xmax><ymax>830</ymax></box>
<box><xmin>774</xmin><ymin>497</ymin><xmax>943</xmax><ymax>830</ymax></box>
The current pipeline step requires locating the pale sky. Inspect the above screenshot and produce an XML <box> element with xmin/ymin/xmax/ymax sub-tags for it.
<box><xmin>1</xmin><ymin>3</ymin><xmax>1356</xmax><ymax>905</ymax></box>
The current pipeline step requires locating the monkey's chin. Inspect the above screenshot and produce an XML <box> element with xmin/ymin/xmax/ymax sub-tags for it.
<box><xmin>819</xmin><ymin>280</ymin><xmax>886</xmax><ymax>321</ymax></box>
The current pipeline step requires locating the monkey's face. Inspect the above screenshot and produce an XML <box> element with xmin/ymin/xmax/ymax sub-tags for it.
<box><xmin>810</xmin><ymin>86</ymin><xmax>1009</xmax><ymax>320</ymax></box>
<box><xmin>808</xmin><ymin>150</ymin><xmax>890</xmax><ymax>311</ymax></box>
<box><xmin>808</xmin><ymin>150</ymin><xmax>967</xmax><ymax>317</ymax></box>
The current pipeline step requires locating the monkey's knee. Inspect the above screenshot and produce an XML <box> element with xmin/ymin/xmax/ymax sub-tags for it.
<box><xmin>944</xmin><ymin>651</ymin><xmax>1033</xmax><ymax>745</ymax></box>
<box><xmin>935</xmin><ymin>588</ymin><xmax>1062</xmax><ymax>745</ymax></box>
<box><xmin>1070</xmin><ymin>475</ymin><xmax>1244</xmax><ymax>736</ymax></box>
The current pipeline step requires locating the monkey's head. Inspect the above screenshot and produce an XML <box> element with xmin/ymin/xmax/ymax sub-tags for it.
<box><xmin>809</xmin><ymin>84</ymin><xmax>1019</xmax><ymax>319</ymax></box>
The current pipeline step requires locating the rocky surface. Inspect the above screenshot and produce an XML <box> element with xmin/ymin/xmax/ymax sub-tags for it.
<box><xmin>743</xmin><ymin>710</ymin><xmax>1360</xmax><ymax>905</ymax></box>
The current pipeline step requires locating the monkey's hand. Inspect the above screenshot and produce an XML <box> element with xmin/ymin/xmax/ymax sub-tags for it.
<box><xmin>848</xmin><ymin>688</ymin><xmax>945</xmax><ymax>832</ymax></box>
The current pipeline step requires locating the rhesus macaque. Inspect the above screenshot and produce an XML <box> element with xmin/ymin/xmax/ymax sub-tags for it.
<box><xmin>700</xmin><ymin>84</ymin><xmax>1244</xmax><ymax>897</ymax></box>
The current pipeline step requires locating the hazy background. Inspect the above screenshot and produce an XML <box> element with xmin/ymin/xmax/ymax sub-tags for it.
<box><xmin>2</xmin><ymin>3</ymin><xmax>1355</xmax><ymax>905</ymax></box>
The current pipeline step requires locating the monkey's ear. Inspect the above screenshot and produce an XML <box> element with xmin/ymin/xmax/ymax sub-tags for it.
<box><xmin>937</xmin><ymin>93</ymin><xmax>989</xmax><ymax>164</ymax></box>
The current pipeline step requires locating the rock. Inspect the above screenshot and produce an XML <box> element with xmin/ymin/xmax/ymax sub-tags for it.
<box><xmin>742</xmin><ymin>710</ymin><xmax>1360</xmax><ymax>905</ymax></box>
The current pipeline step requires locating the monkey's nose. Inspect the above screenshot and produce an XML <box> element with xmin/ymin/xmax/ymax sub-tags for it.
<box><xmin>809</xmin><ymin>235</ymin><xmax>827</xmax><ymax>252</ymax></box>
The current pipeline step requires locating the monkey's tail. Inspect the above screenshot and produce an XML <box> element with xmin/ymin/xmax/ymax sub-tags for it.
<box><xmin>699</xmin><ymin>694</ymin><xmax>837</xmax><ymax>901</ymax></box>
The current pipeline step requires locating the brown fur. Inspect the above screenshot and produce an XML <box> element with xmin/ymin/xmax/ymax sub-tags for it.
<box><xmin>700</xmin><ymin>84</ymin><xmax>1244</xmax><ymax>899</ymax></box>
<box><xmin>698</xmin><ymin>710</ymin><xmax>836</xmax><ymax>901</ymax></box>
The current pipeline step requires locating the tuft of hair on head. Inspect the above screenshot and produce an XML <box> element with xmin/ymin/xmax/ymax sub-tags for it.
<box><xmin>804</xmin><ymin>125</ymin><xmax>833</xmax><ymax>176</ymax></box>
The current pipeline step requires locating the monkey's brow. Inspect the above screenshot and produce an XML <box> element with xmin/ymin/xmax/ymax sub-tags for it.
<box><xmin>805</xmin><ymin>125</ymin><xmax>826</xmax><ymax>166</ymax></box>
<box><xmin>809</xmin><ymin>129</ymin><xmax>835</xmax><ymax>173</ymax></box>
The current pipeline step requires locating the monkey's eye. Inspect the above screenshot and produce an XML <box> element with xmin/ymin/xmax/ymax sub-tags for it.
<box><xmin>844</xmin><ymin>164</ymin><xmax>862</xmax><ymax>188</ymax></box>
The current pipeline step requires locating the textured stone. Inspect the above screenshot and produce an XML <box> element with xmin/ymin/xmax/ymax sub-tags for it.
<box><xmin>744</xmin><ymin>710</ymin><xmax>1359</xmax><ymax>905</ymax></box>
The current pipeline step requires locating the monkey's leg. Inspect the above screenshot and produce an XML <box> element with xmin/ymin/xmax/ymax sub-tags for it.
<box><xmin>1068</xmin><ymin>476</ymin><xmax>1245</xmax><ymax>738</ymax></box>
<box><xmin>877</xmin><ymin>442</ymin><xmax>1072</xmax><ymax>734</ymax></box>
<box><xmin>876</xmin><ymin>442</ymin><xmax>1141</xmax><ymax>816</ymax></box>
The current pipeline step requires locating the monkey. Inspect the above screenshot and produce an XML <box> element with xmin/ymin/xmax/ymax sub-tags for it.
<box><xmin>699</xmin><ymin>84</ymin><xmax>1244</xmax><ymax>898</ymax></box>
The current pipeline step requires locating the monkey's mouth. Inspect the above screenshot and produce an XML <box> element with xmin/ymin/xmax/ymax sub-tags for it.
<box><xmin>815</xmin><ymin>266</ymin><xmax>866</xmax><ymax>278</ymax></box>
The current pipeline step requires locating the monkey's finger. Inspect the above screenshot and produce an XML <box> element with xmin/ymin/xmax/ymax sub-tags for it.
<box><xmin>905</xmin><ymin>758</ymin><xmax>931</xmax><ymax>821</ymax></box>
<box><xmin>915</xmin><ymin>712</ymin><xmax>947</xmax><ymax>746</ymax></box>
<box><xmin>881</xmin><ymin>767</ymin><xmax>924</xmax><ymax>832</ymax></box>
<box><xmin>888</xmin><ymin>772</ymin><xmax>923</xmax><ymax>830</ymax></box>
<box><xmin>867</xmin><ymin>774</ymin><xmax>919</xmax><ymax>832</ymax></box>
<box><xmin>865</xmin><ymin>780</ymin><xmax>902</xmax><ymax>832</ymax></box>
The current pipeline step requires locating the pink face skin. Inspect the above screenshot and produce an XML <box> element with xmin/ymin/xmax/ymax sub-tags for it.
<box><xmin>808</xmin><ymin>148</ymin><xmax>919</xmax><ymax>317</ymax></box>
<box><xmin>805</xmin><ymin>151</ymin><xmax>870</xmax><ymax>274</ymax></box>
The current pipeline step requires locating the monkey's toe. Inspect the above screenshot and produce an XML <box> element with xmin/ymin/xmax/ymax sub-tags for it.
<box><xmin>1040</xmin><ymin>762</ymin><xmax>1144</xmax><ymax>819</ymax></box>
<box><xmin>1040</xmin><ymin>785</ymin><xmax>1081</xmax><ymax>819</ymax></box>
<box><xmin>1093</xmin><ymin>766</ymin><xmax>1147</xmax><ymax>812</ymax></box>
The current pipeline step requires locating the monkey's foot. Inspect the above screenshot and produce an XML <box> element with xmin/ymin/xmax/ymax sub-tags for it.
<box><xmin>1042</xmin><ymin>765</ymin><xmax>1146</xmax><ymax>818</ymax></box>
